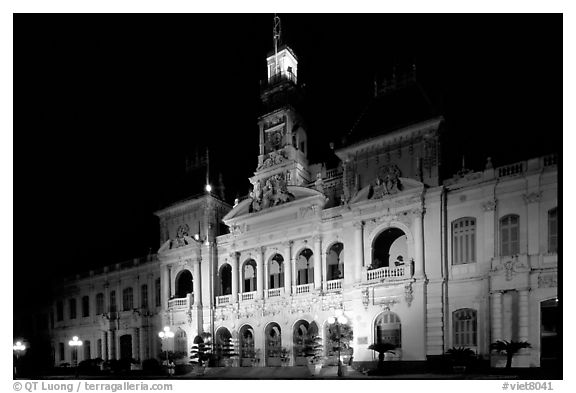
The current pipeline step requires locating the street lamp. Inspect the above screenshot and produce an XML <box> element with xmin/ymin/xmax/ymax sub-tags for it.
<box><xmin>13</xmin><ymin>341</ymin><xmax>26</xmax><ymax>378</ymax></box>
<box><xmin>328</xmin><ymin>309</ymin><xmax>348</xmax><ymax>377</ymax></box>
<box><xmin>158</xmin><ymin>326</ymin><xmax>175</xmax><ymax>365</ymax></box>
<box><xmin>68</xmin><ymin>336</ymin><xmax>83</xmax><ymax>378</ymax></box>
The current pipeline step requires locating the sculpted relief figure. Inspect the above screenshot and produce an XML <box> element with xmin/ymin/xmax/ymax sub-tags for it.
<box><xmin>250</xmin><ymin>173</ymin><xmax>294</xmax><ymax>213</ymax></box>
<box><xmin>371</xmin><ymin>164</ymin><xmax>403</xmax><ymax>199</ymax></box>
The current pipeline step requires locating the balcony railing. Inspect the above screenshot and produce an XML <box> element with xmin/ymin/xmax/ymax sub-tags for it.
<box><xmin>216</xmin><ymin>295</ymin><xmax>232</xmax><ymax>307</ymax></box>
<box><xmin>325</xmin><ymin>279</ymin><xmax>343</xmax><ymax>292</ymax></box>
<box><xmin>241</xmin><ymin>291</ymin><xmax>257</xmax><ymax>301</ymax></box>
<box><xmin>267</xmin><ymin>287</ymin><xmax>284</xmax><ymax>298</ymax></box>
<box><xmin>497</xmin><ymin>162</ymin><xmax>525</xmax><ymax>177</ymax></box>
<box><xmin>294</xmin><ymin>283</ymin><xmax>314</xmax><ymax>295</ymax></box>
<box><xmin>366</xmin><ymin>265</ymin><xmax>411</xmax><ymax>281</ymax></box>
<box><xmin>168</xmin><ymin>293</ymin><xmax>192</xmax><ymax>310</ymax></box>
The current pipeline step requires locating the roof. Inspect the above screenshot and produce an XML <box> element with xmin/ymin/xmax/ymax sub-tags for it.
<box><xmin>346</xmin><ymin>81</ymin><xmax>438</xmax><ymax>145</ymax></box>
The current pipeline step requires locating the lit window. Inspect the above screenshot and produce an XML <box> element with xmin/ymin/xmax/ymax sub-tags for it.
<box><xmin>500</xmin><ymin>215</ymin><xmax>520</xmax><ymax>256</ymax></box>
<box><xmin>548</xmin><ymin>208</ymin><xmax>557</xmax><ymax>253</ymax></box>
<box><xmin>452</xmin><ymin>218</ymin><xmax>476</xmax><ymax>264</ymax></box>
<box><xmin>453</xmin><ymin>308</ymin><xmax>477</xmax><ymax>347</ymax></box>
<box><xmin>122</xmin><ymin>287</ymin><xmax>134</xmax><ymax>311</ymax></box>
<box><xmin>375</xmin><ymin>312</ymin><xmax>401</xmax><ymax>348</ymax></box>
<box><xmin>95</xmin><ymin>293</ymin><xmax>104</xmax><ymax>315</ymax></box>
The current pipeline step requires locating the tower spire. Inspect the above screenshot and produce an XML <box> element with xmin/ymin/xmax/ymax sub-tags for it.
<box><xmin>273</xmin><ymin>14</ymin><xmax>282</xmax><ymax>75</ymax></box>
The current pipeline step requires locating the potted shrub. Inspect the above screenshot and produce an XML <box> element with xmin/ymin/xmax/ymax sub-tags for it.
<box><xmin>303</xmin><ymin>334</ymin><xmax>324</xmax><ymax>376</ymax></box>
<box><xmin>220</xmin><ymin>336</ymin><xmax>238</xmax><ymax>367</ymax></box>
<box><xmin>368</xmin><ymin>342</ymin><xmax>397</xmax><ymax>370</ymax></box>
<box><xmin>445</xmin><ymin>347</ymin><xmax>475</xmax><ymax>373</ymax></box>
<box><xmin>490</xmin><ymin>340</ymin><xmax>531</xmax><ymax>368</ymax></box>
<box><xmin>190</xmin><ymin>333</ymin><xmax>213</xmax><ymax>376</ymax></box>
<box><xmin>280</xmin><ymin>347</ymin><xmax>291</xmax><ymax>367</ymax></box>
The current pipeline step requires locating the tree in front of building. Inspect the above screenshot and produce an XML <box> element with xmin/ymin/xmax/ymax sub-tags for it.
<box><xmin>190</xmin><ymin>333</ymin><xmax>213</xmax><ymax>373</ymax></box>
<box><xmin>368</xmin><ymin>342</ymin><xmax>397</xmax><ymax>369</ymax></box>
<box><xmin>490</xmin><ymin>340</ymin><xmax>531</xmax><ymax>368</ymax></box>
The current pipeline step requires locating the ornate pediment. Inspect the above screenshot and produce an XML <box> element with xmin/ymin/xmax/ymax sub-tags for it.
<box><xmin>250</xmin><ymin>172</ymin><xmax>295</xmax><ymax>213</ymax></box>
<box><xmin>369</xmin><ymin>164</ymin><xmax>403</xmax><ymax>199</ymax></box>
<box><xmin>257</xmin><ymin>150</ymin><xmax>288</xmax><ymax>171</ymax></box>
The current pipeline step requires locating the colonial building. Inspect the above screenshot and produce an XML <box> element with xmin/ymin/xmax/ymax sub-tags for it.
<box><xmin>48</xmin><ymin>39</ymin><xmax>559</xmax><ymax>370</ymax></box>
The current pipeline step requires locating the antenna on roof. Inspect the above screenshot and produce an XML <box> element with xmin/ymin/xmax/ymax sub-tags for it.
<box><xmin>273</xmin><ymin>14</ymin><xmax>282</xmax><ymax>75</ymax></box>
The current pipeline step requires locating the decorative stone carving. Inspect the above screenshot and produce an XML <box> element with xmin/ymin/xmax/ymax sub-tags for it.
<box><xmin>299</xmin><ymin>205</ymin><xmax>318</xmax><ymax>218</ymax></box>
<box><xmin>523</xmin><ymin>192</ymin><xmax>542</xmax><ymax>204</ymax></box>
<box><xmin>250</xmin><ymin>172</ymin><xmax>295</xmax><ymax>213</ymax></box>
<box><xmin>230</xmin><ymin>223</ymin><xmax>247</xmax><ymax>237</ymax></box>
<box><xmin>257</xmin><ymin>150</ymin><xmax>288</xmax><ymax>171</ymax></box>
<box><xmin>493</xmin><ymin>256</ymin><xmax>529</xmax><ymax>281</ymax></box>
<box><xmin>404</xmin><ymin>283</ymin><xmax>414</xmax><ymax>307</ymax></box>
<box><xmin>482</xmin><ymin>200</ymin><xmax>497</xmax><ymax>212</ymax></box>
<box><xmin>538</xmin><ymin>272</ymin><xmax>557</xmax><ymax>288</ymax></box>
<box><xmin>377</xmin><ymin>297</ymin><xmax>399</xmax><ymax>311</ymax></box>
<box><xmin>369</xmin><ymin>164</ymin><xmax>403</xmax><ymax>199</ymax></box>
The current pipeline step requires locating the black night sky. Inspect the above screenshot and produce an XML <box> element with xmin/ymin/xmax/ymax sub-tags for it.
<box><xmin>15</xmin><ymin>14</ymin><xmax>561</xmax><ymax>312</ymax></box>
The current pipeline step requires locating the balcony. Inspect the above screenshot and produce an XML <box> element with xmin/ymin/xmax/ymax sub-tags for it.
<box><xmin>294</xmin><ymin>283</ymin><xmax>314</xmax><ymax>295</ymax></box>
<box><xmin>325</xmin><ymin>279</ymin><xmax>343</xmax><ymax>293</ymax></box>
<box><xmin>241</xmin><ymin>291</ymin><xmax>257</xmax><ymax>301</ymax></box>
<box><xmin>216</xmin><ymin>295</ymin><xmax>232</xmax><ymax>307</ymax></box>
<box><xmin>267</xmin><ymin>287</ymin><xmax>284</xmax><ymax>298</ymax></box>
<box><xmin>366</xmin><ymin>265</ymin><xmax>412</xmax><ymax>282</ymax></box>
<box><xmin>168</xmin><ymin>293</ymin><xmax>193</xmax><ymax>310</ymax></box>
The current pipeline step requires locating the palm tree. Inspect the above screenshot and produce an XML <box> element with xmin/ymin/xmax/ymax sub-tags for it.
<box><xmin>490</xmin><ymin>340</ymin><xmax>531</xmax><ymax>368</ymax></box>
<box><xmin>368</xmin><ymin>342</ymin><xmax>396</xmax><ymax>369</ymax></box>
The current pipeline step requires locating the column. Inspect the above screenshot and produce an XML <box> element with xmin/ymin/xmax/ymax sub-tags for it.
<box><xmin>193</xmin><ymin>261</ymin><xmax>202</xmax><ymax>306</ymax></box>
<box><xmin>139</xmin><ymin>327</ymin><xmax>148</xmax><ymax>360</ymax></box>
<box><xmin>525</xmin><ymin>194</ymin><xmax>540</xmax><ymax>255</ymax></box>
<box><xmin>256</xmin><ymin>247</ymin><xmax>264</xmax><ymax>298</ymax></box>
<box><xmin>313</xmin><ymin>235</ymin><xmax>322</xmax><ymax>290</ymax></box>
<box><xmin>264</xmin><ymin>251</ymin><xmax>269</xmax><ymax>297</ymax></box>
<box><xmin>321</xmin><ymin>249</ymin><xmax>328</xmax><ymax>290</ymax></box>
<box><xmin>168</xmin><ymin>266</ymin><xmax>174</xmax><ymax>298</ymax></box>
<box><xmin>101</xmin><ymin>331</ymin><xmax>108</xmax><ymax>361</ymax></box>
<box><xmin>283</xmin><ymin>242</ymin><xmax>292</xmax><ymax>295</ymax></box>
<box><xmin>354</xmin><ymin>222</ymin><xmax>364</xmax><ymax>282</ymax></box>
<box><xmin>108</xmin><ymin>330</ymin><xmax>115</xmax><ymax>360</ymax></box>
<box><xmin>518</xmin><ymin>289</ymin><xmax>530</xmax><ymax>341</ymax></box>
<box><xmin>132</xmin><ymin>328</ymin><xmax>140</xmax><ymax>362</ymax></box>
<box><xmin>412</xmin><ymin>208</ymin><xmax>425</xmax><ymax>278</ymax></box>
<box><xmin>115</xmin><ymin>331</ymin><xmax>121</xmax><ymax>360</ymax></box>
<box><xmin>483</xmin><ymin>200</ymin><xmax>497</xmax><ymax>260</ymax></box>
<box><xmin>230</xmin><ymin>252</ymin><xmax>239</xmax><ymax>303</ymax></box>
<box><xmin>491</xmin><ymin>292</ymin><xmax>503</xmax><ymax>342</ymax></box>
<box><xmin>161</xmin><ymin>265</ymin><xmax>170</xmax><ymax>309</ymax></box>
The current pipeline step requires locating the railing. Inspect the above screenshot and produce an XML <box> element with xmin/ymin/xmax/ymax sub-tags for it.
<box><xmin>325</xmin><ymin>279</ymin><xmax>343</xmax><ymax>292</ymax></box>
<box><xmin>267</xmin><ymin>287</ymin><xmax>284</xmax><ymax>298</ymax></box>
<box><xmin>497</xmin><ymin>162</ymin><xmax>524</xmax><ymax>177</ymax></box>
<box><xmin>264</xmin><ymin>70</ymin><xmax>297</xmax><ymax>88</ymax></box>
<box><xmin>168</xmin><ymin>296</ymin><xmax>189</xmax><ymax>310</ymax></box>
<box><xmin>366</xmin><ymin>265</ymin><xmax>411</xmax><ymax>281</ymax></box>
<box><xmin>241</xmin><ymin>291</ymin><xmax>257</xmax><ymax>301</ymax></box>
<box><xmin>216</xmin><ymin>295</ymin><xmax>232</xmax><ymax>307</ymax></box>
<box><xmin>294</xmin><ymin>283</ymin><xmax>314</xmax><ymax>295</ymax></box>
<box><xmin>325</xmin><ymin>168</ymin><xmax>343</xmax><ymax>180</ymax></box>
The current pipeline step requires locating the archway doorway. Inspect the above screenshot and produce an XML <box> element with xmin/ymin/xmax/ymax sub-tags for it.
<box><xmin>293</xmin><ymin>320</ymin><xmax>319</xmax><ymax>366</ymax></box>
<box><xmin>540</xmin><ymin>299</ymin><xmax>559</xmax><ymax>367</ymax></box>
<box><xmin>119</xmin><ymin>335</ymin><xmax>132</xmax><ymax>360</ymax></box>
<box><xmin>215</xmin><ymin>327</ymin><xmax>233</xmax><ymax>367</ymax></box>
<box><xmin>372</xmin><ymin>228</ymin><xmax>407</xmax><ymax>268</ymax></box>
<box><xmin>175</xmin><ymin>270</ymin><xmax>193</xmax><ymax>298</ymax></box>
<box><xmin>239</xmin><ymin>325</ymin><xmax>255</xmax><ymax>367</ymax></box>
<box><xmin>265</xmin><ymin>323</ymin><xmax>282</xmax><ymax>366</ymax></box>
<box><xmin>219</xmin><ymin>264</ymin><xmax>232</xmax><ymax>295</ymax></box>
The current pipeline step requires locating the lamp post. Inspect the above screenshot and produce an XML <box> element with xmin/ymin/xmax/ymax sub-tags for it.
<box><xmin>13</xmin><ymin>341</ymin><xmax>26</xmax><ymax>378</ymax></box>
<box><xmin>68</xmin><ymin>336</ymin><xmax>83</xmax><ymax>378</ymax></box>
<box><xmin>158</xmin><ymin>326</ymin><xmax>174</xmax><ymax>374</ymax></box>
<box><xmin>328</xmin><ymin>309</ymin><xmax>348</xmax><ymax>377</ymax></box>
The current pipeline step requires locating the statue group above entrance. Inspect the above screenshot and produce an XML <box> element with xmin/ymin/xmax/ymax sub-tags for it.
<box><xmin>250</xmin><ymin>172</ymin><xmax>295</xmax><ymax>213</ymax></box>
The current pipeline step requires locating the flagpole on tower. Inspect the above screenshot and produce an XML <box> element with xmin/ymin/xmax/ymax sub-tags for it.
<box><xmin>205</xmin><ymin>147</ymin><xmax>212</xmax><ymax>193</ymax></box>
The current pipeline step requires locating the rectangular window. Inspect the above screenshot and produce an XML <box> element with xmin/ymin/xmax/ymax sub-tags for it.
<box><xmin>155</xmin><ymin>278</ymin><xmax>161</xmax><ymax>307</ymax></box>
<box><xmin>96</xmin><ymin>293</ymin><xmax>104</xmax><ymax>315</ymax></box>
<box><xmin>59</xmin><ymin>343</ymin><xmax>65</xmax><ymax>361</ymax></box>
<box><xmin>123</xmin><ymin>287</ymin><xmax>134</xmax><ymax>311</ymax></box>
<box><xmin>96</xmin><ymin>339</ymin><xmax>102</xmax><ymax>359</ymax></box>
<box><xmin>141</xmin><ymin>284</ymin><xmax>148</xmax><ymax>308</ymax></box>
<box><xmin>56</xmin><ymin>301</ymin><xmax>63</xmax><ymax>321</ymax></box>
<box><xmin>548</xmin><ymin>208</ymin><xmax>557</xmax><ymax>253</ymax></box>
<box><xmin>452</xmin><ymin>218</ymin><xmax>476</xmax><ymax>265</ymax></box>
<box><xmin>109</xmin><ymin>291</ymin><xmax>116</xmax><ymax>313</ymax></box>
<box><xmin>82</xmin><ymin>296</ymin><xmax>90</xmax><ymax>317</ymax></box>
<box><xmin>69</xmin><ymin>298</ymin><xmax>76</xmax><ymax>319</ymax></box>
<box><xmin>84</xmin><ymin>341</ymin><xmax>91</xmax><ymax>360</ymax></box>
<box><xmin>500</xmin><ymin>215</ymin><xmax>520</xmax><ymax>256</ymax></box>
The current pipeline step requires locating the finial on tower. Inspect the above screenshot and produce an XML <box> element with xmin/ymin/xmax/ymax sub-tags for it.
<box><xmin>273</xmin><ymin>14</ymin><xmax>282</xmax><ymax>74</ymax></box>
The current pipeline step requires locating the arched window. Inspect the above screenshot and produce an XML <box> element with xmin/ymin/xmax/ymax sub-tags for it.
<box><xmin>215</xmin><ymin>327</ymin><xmax>232</xmax><ymax>365</ymax></box>
<box><xmin>296</xmin><ymin>249</ymin><xmax>314</xmax><ymax>285</ymax></box>
<box><xmin>500</xmin><ymin>215</ymin><xmax>520</xmax><ymax>256</ymax></box>
<box><xmin>243</xmin><ymin>260</ymin><xmax>257</xmax><ymax>292</ymax></box>
<box><xmin>95</xmin><ymin>293</ymin><xmax>104</xmax><ymax>315</ymax></box>
<box><xmin>293</xmin><ymin>320</ymin><xmax>318</xmax><ymax>365</ymax></box>
<box><xmin>375</xmin><ymin>312</ymin><xmax>401</xmax><ymax>347</ymax></box>
<box><xmin>109</xmin><ymin>291</ymin><xmax>116</xmax><ymax>313</ymax></box>
<box><xmin>327</xmin><ymin>243</ymin><xmax>344</xmax><ymax>280</ymax></box>
<box><xmin>452</xmin><ymin>218</ymin><xmax>476</xmax><ymax>264</ymax></box>
<box><xmin>239</xmin><ymin>325</ymin><xmax>255</xmax><ymax>361</ymax></box>
<box><xmin>175</xmin><ymin>329</ymin><xmax>188</xmax><ymax>356</ymax></box>
<box><xmin>548</xmin><ymin>208</ymin><xmax>557</xmax><ymax>253</ymax></box>
<box><xmin>122</xmin><ymin>287</ymin><xmax>133</xmax><ymax>311</ymax></box>
<box><xmin>269</xmin><ymin>254</ymin><xmax>284</xmax><ymax>289</ymax></box>
<box><xmin>175</xmin><ymin>270</ymin><xmax>193</xmax><ymax>298</ymax></box>
<box><xmin>453</xmin><ymin>308</ymin><xmax>477</xmax><ymax>347</ymax></box>
<box><xmin>220</xmin><ymin>264</ymin><xmax>232</xmax><ymax>295</ymax></box>
<box><xmin>372</xmin><ymin>228</ymin><xmax>407</xmax><ymax>268</ymax></box>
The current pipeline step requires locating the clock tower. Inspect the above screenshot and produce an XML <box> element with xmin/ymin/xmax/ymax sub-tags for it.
<box><xmin>250</xmin><ymin>16</ymin><xmax>310</xmax><ymax>194</ymax></box>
